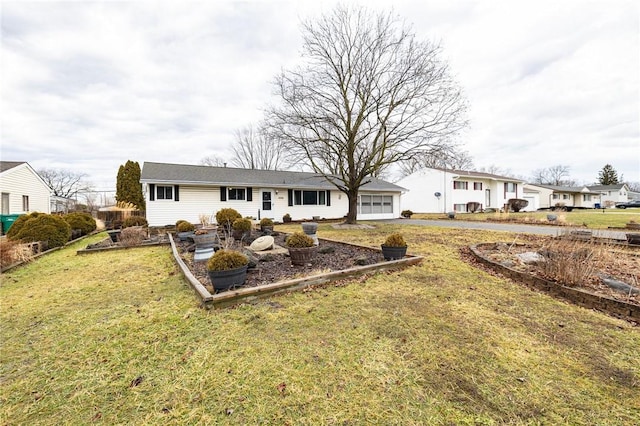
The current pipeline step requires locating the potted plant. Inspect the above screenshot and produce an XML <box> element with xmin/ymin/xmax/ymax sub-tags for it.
<box><xmin>192</xmin><ymin>228</ymin><xmax>220</xmax><ymax>249</ymax></box>
<box><xmin>260</xmin><ymin>217</ymin><xmax>274</xmax><ymax>233</ymax></box>
<box><xmin>206</xmin><ymin>249</ymin><xmax>249</xmax><ymax>291</ymax></box>
<box><xmin>285</xmin><ymin>232</ymin><xmax>317</xmax><ymax>266</ymax></box>
<box><xmin>232</xmin><ymin>218</ymin><xmax>252</xmax><ymax>241</ymax></box>
<box><xmin>215</xmin><ymin>208</ymin><xmax>242</xmax><ymax>232</ymax></box>
<box><xmin>381</xmin><ymin>233</ymin><xmax>407</xmax><ymax>260</ymax></box>
<box><xmin>282</xmin><ymin>213</ymin><xmax>292</xmax><ymax>223</ymax></box>
<box><xmin>176</xmin><ymin>220</ymin><xmax>195</xmax><ymax>241</ymax></box>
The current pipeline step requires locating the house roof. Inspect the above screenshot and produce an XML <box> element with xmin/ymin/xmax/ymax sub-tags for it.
<box><xmin>140</xmin><ymin>162</ymin><xmax>406</xmax><ymax>192</ymax></box>
<box><xmin>0</xmin><ymin>161</ymin><xmax>26</xmax><ymax>173</ymax></box>
<box><xmin>587</xmin><ymin>184</ymin><xmax>628</xmax><ymax>191</ymax></box>
<box><xmin>430</xmin><ymin>167</ymin><xmax>524</xmax><ymax>183</ymax></box>
<box><xmin>526</xmin><ymin>183</ymin><xmax>601</xmax><ymax>194</ymax></box>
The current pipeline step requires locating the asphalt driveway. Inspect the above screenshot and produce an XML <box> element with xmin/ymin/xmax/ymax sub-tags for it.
<box><xmin>376</xmin><ymin>218</ymin><xmax>629</xmax><ymax>241</ymax></box>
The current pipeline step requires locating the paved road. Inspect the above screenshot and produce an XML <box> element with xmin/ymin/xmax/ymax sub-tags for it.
<box><xmin>377</xmin><ymin>218</ymin><xmax>629</xmax><ymax>241</ymax></box>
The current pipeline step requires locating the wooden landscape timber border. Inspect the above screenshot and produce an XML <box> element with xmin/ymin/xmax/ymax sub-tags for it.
<box><xmin>168</xmin><ymin>234</ymin><xmax>423</xmax><ymax>309</ymax></box>
<box><xmin>469</xmin><ymin>243</ymin><xmax>640</xmax><ymax>323</ymax></box>
<box><xmin>76</xmin><ymin>237</ymin><xmax>170</xmax><ymax>255</ymax></box>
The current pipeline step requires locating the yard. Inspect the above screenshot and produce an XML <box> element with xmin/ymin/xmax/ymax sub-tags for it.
<box><xmin>413</xmin><ymin>209</ymin><xmax>640</xmax><ymax>229</ymax></box>
<box><xmin>1</xmin><ymin>224</ymin><xmax>639</xmax><ymax>425</ymax></box>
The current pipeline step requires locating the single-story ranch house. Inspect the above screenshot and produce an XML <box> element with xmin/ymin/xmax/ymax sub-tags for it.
<box><xmin>140</xmin><ymin>162</ymin><xmax>406</xmax><ymax>226</ymax></box>
<box><xmin>397</xmin><ymin>167</ymin><xmax>525</xmax><ymax>213</ymax></box>
<box><xmin>523</xmin><ymin>184</ymin><xmax>603</xmax><ymax>209</ymax></box>
<box><xmin>0</xmin><ymin>161</ymin><xmax>51</xmax><ymax>216</ymax></box>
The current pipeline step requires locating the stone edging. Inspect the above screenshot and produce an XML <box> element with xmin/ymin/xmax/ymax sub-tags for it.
<box><xmin>169</xmin><ymin>234</ymin><xmax>423</xmax><ymax>309</ymax></box>
<box><xmin>469</xmin><ymin>243</ymin><xmax>639</xmax><ymax>323</ymax></box>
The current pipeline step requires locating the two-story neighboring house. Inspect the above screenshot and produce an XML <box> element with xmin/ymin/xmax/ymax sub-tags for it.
<box><xmin>587</xmin><ymin>184</ymin><xmax>630</xmax><ymax>208</ymax></box>
<box><xmin>396</xmin><ymin>168</ymin><xmax>525</xmax><ymax>213</ymax></box>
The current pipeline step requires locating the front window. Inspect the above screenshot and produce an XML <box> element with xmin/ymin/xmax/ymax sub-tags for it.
<box><xmin>583</xmin><ymin>194</ymin><xmax>592</xmax><ymax>201</ymax></box>
<box><xmin>473</xmin><ymin>182</ymin><xmax>483</xmax><ymax>190</ymax></box>
<box><xmin>563</xmin><ymin>194</ymin><xmax>570</xmax><ymax>200</ymax></box>
<box><xmin>505</xmin><ymin>182</ymin><xmax>516</xmax><ymax>192</ymax></box>
<box><xmin>22</xmin><ymin>195</ymin><xmax>29</xmax><ymax>211</ymax></box>
<box><xmin>293</xmin><ymin>190</ymin><xmax>327</xmax><ymax>205</ymax></box>
<box><xmin>553</xmin><ymin>194</ymin><xmax>559</xmax><ymax>200</ymax></box>
<box><xmin>454</xmin><ymin>203</ymin><xmax>467</xmax><ymax>212</ymax></box>
<box><xmin>228</xmin><ymin>188</ymin><xmax>246</xmax><ymax>201</ymax></box>
<box><xmin>453</xmin><ymin>181</ymin><xmax>468</xmax><ymax>190</ymax></box>
<box><xmin>156</xmin><ymin>185</ymin><xmax>173</xmax><ymax>200</ymax></box>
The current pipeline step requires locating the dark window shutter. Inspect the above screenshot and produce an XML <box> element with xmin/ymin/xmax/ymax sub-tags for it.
<box><xmin>174</xmin><ymin>185</ymin><xmax>180</xmax><ymax>201</ymax></box>
<box><xmin>149</xmin><ymin>184</ymin><xmax>155</xmax><ymax>201</ymax></box>
<box><xmin>220</xmin><ymin>186</ymin><xmax>227</xmax><ymax>201</ymax></box>
<box><xmin>247</xmin><ymin>187</ymin><xmax>253</xmax><ymax>202</ymax></box>
<box><xmin>326</xmin><ymin>190</ymin><xmax>331</xmax><ymax>206</ymax></box>
<box><xmin>288</xmin><ymin>189</ymin><xmax>293</xmax><ymax>207</ymax></box>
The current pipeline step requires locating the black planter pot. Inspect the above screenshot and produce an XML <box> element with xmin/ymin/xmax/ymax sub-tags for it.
<box><xmin>381</xmin><ymin>245</ymin><xmax>407</xmax><ymax>261</ymax></box>
<box><xmin>288</xmin><ymin>246</ymin><xmax>318</xmax><ymax>266</ymax></box>
<box><xmin>107</xmin><ymin>230</ymin><xmax>121</xmax><ymax>243</ymax></box>
<box><xmin>177</xmin><ymin>231</ymin><xmax>195</xmax><ymax>242</ymax></box>
<box><xmin>260</xmin><ymin>225</ymin><xmax>274</xmax><ymax>234</ymax></box>
<box><xmin>301</xmin><ymin>222</ymin><xmax>318</xmax><ymax>235</ymax></box>
<box><xmin>626</xmin><ymin>233</ymin><xmax>640</xmax><ymax>246</ymax></box>
<box><xmin>193</xmin><ymin>233</ymin><xmax>220</xmax><ymax>249</ymax></box>
<box><xmin>208</xmin><ymin>265</ymin><xmax>249</xmax><ymax>291</ymax></box>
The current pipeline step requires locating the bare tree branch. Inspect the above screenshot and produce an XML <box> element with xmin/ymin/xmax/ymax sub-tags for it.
<box><xmin>38</xmin><ymin>168</ymin><xmax>92</xmax><ymax>198</ymax></box>
<box><xmin>230</xmin><ymin>124</ymin><xmax>290</xmax><ymax>170</ymax></box>
<box><xmin>200</xmin><ymin>155</ymin><xmax>228</xmax><ymax>167</ymax></box>
<box><xmin>531</xmin><ymin>165</ymin><xmax>574</xmax><ymax>186</ymax></box>
<box><xmin>266</xmin><ymin>5</ymin><xmax>467</xmax><ymax>223</ymax></box>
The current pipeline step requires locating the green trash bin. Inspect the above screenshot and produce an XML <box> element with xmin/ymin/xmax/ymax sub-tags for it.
<box><xmin>0</xmin><ymin>214</ymin><xmax>22</xmax><ymax>235</ymax></box>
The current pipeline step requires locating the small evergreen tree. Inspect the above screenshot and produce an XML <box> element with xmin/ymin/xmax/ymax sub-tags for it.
<box><xmin>116</xmin><ymin>160</ymin><xmax>145</xmax><ymax>210</ymax></box>
<box><xmin>597</xmin><ymin>164</ymin><xmax>620</xmax><ymax>185</ymax></box>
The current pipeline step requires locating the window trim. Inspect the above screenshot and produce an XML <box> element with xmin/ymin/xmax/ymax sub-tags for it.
<box><xmin>453</xmin><ymin>181</ymin><xmax>468</xmax><ymax>190</ymax></box>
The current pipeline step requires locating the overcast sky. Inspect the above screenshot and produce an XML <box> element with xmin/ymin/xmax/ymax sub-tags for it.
<box><xmin>2</xmin><ymin>0</ymin><xmax>638</xmax><ymax>192</ymax></box>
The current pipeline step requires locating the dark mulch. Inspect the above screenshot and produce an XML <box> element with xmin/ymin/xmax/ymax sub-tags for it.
<box><xmin>175</xmin><ymin>231</ymin><xmax>384</xmax><ymax>292</ymax></box>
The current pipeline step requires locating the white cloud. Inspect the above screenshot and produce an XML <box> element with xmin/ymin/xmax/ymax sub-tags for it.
<box><xmin>1</xmin><ymin>0</ymin><xmax>638</xmax><ymax>190</ymax></box>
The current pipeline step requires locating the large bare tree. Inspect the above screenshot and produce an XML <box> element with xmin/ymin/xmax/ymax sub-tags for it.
<box><xmin>266</xmin><ymin>6</ymin><xmax>467</xmax><ymax>223</ymax></box>
<box><xmin>230</xmin><ymin>124</ymin><xmax>289</xmax><ymax>170</ymax></box>
<box><xmin>531</xmin><ymin>164</ymin><xmax>575</xmax><ymax>186</ymax></box>
<box><xmin>38</xmin><ymin>168</ymin><xmax>92</xmax><ymax>199</ymax></box>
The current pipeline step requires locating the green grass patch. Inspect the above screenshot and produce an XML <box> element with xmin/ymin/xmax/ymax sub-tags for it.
<box><xmin>1</xmin><ymin>229</ymin><xmax>639</xmax><ymax>424</ymax></box>
<box><xmin>414</xmin><ymin>210</ymin><xmax>640</xmax><ymax>229</ymax></box>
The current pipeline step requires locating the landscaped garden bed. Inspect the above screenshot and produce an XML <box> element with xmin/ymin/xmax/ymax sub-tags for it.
<box><xmin>170</xmin><ymin>230</ymin><xmax>422</xmax><ymax>308</ymax></box>
<box><xmin>467</xmin><ymin>239</ymin><xmax>639</xmax><ymax>323</ymax></box>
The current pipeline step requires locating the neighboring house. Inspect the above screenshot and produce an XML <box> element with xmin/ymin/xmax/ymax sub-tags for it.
<box><xmin>140</xmin><ymin>162</ymin><xmax>405</xmax><ymax>226</ymax></box>
<box><xmin>0</xmin><ymin>161</ymin><xmax>52</xmax><ymax>215</ymax></box>
<box><xmin>587</xmin><ymin>184</ymin><xmax>630</xmax><ymax>208</ymax></box>
<box><xmin>396</xmin><ymin>168</ymin><xmax>525</xmax><ymax>213</ymax></box>
<box><xmin>524</xmin><ymin>184</ymin><xmax>601</xmax><ymax>209</ymax></box>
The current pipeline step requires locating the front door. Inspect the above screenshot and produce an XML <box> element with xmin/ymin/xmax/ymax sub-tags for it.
<box><xmin>262</xmin><ymin>191</ymin><xmax>272</xmax><ymax>211</ymax></box>
<box><xmin>485</xmin><ymin>189</ymin><xmax>491</xmax><ymax>207</ymax></box>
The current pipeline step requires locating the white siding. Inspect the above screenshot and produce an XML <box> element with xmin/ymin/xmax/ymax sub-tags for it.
<box><xmin>145</xmin><ymin>184</ymin><xmax>400</xmax><ymax>226</ymax></box>
<box><xmin>0</xmin><ymin>164</ymin><xmax>51</xmax><ymax>214</ymax></box>
<box><xmin>397</xmin><ymin>169</ymin><xmax>525</xmax><ymax>213</ymax></box>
